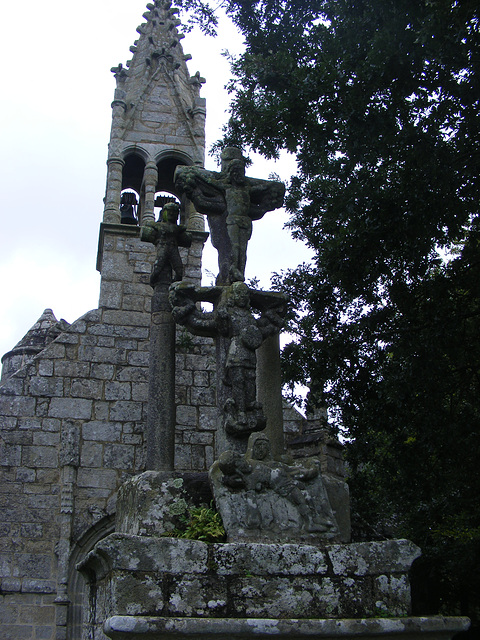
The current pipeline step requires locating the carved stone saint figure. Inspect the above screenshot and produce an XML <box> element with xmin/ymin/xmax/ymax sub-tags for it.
<box><xmin>169</xmin><ymin>281</ymin><xmax>287</xmax><ymax>435</ymax></box>
<box><xmin>174</xmin><ymin>148</ymin><xmax>285</xmax><ymax>284</ymax></box>
<box><xmin>210</xmin><ymin>433</ymin><xmax>339</xmax><ymax>542</ymax></box>
<box><xmin>140</xmin><ymin>202</ymin><xmax>191</xmax><ymax>285</ymax></box>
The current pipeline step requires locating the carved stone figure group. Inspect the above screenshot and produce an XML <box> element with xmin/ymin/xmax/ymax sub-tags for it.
<box><xmin>169</xmin><ymin>280</ymin><xmax>287</xmax><ymax>435</ymax></box>
<box><xmin>210</xmin><ymin>432</ymin><xmax>339</xmax><ymax>542</ymax></box>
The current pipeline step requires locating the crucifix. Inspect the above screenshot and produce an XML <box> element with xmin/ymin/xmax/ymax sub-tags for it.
<box><xmin>175</xmin><ymin>147</ymin><xmax>285</xmax><ymax>285</ymax></box>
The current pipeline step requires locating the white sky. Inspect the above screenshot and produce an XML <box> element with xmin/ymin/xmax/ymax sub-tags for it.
<box><xmin>0</xmin><ymin>0</ymin><xmax>311</xmax><ymax>361</ymax></box>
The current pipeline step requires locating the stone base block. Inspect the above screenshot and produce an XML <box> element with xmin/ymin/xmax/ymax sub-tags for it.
<box><xmin>79</xmin><ymin>535</ymin><xmax>431</xmax><ymax>639</ymax></box>
<box><xmin>103</xmin><ymin>616</ymin><xmax>469</xmax><ymax>640</ymax></box>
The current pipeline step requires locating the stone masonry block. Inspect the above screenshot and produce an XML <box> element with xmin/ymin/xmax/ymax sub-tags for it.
<box><xmin>0</xmin><ymin>416</ymin><xmax>18</xmax><ymax>431</ymax></box>
<box><xmin>80</xmin><ymin>442</ymin><xmax>103</xmax><ymax>467</ymax></box>
<box><xmin>105</xmin><ymin>382</ymin><xmax>132</xmax><ymax>401</ymax></box>
<box><xmin>89</xmin><ymin>535</ymin><xmax>209</xmax><ymax>575</ymax></box>
<box><xmin>183</xmin><ymin>432</ymin><xmax>213</xmax><ymax>445</ymax></box>
<box><xmin>28</xmin><ymin>378</ymin><xmax>64</xmax><ymax>398</ymax></box>
<box><xmin>0</xmin><ymin>396</ymin><xmax>36</xmax><ymax>417</ymax></box>
<box><xmin>198</xmin><ymin>407</ymin><xmax>218</xmax><ymax>431</ymax></box>
<box><xmin>131</xmin><ymin>383</ymin><xmax>148</xmax><ymax>402</ymax></box>
<box><xmin>0</xmin><ymin>443</ymin><xmax>21</xmax><ymax>466</ymax></box>
<box><xmin>53</xmin><ymin>361</ymin><xmax>90</xmax><ymax>378</ymax></box>
<box><xmin>70</xmin><ymin>379</ymin><xmax>103</xmax><ymax>399</ymax></box>
<box><xmin>190</xmin><ymin>386</ymin><xmax>216</xmax><ymax>407</ymax></box>
<box><xmin>193</xmin><ymin>371</ymin><xmax>209</xmax><ymax>387</ymax></box>
<box><xmin>113</xmin><ymin>325</ymin><xmax>149</xmax><ymax>339</ymax></box>
<box><xmin>54</xmin><ymin>333</ymin><xmax>79</xmax><ymax>345</ymax></box>
<box><xmin>176</xmin><ymin>405</ymin><xmax>197</xmax><ymax>426</ymax></box>
<box><xmin>77</xmin><ymin>468</ymin><xmax>118</xmax><ymax>490</ymax></box>
<box><xmin>3</xmin><ymin>430</ymin><xmax>33</xmax><ymax>446</ymax></box>
<box><xmin>32</xmin><ymin>432</ymin><xmax>60</xmax><ymax>447</ymax></box>
<box><xmin>102</xmin><ymin>310</ymin><xmax>150</xmax><ymax>327</ymax></box>
<box><xmin>110</xmin><ymin>401</ymin><xmax>143</xmax><ymax>422</ymax></box>
<box><xmin>215</xmin><ymin>543</ymin><xmax>328</xmax><ymax>576</ymax></box>
<box><xmin>17</xmin><ymin>554</ymin><xmax>51</xmax><ymax>580</ymax></box>
<box><xmin>93</xmin><ymin>402</ymin><xmax>110</xmax><ymax>420</ymax></box>
<box><xmin>328</xmin><ymin>540</ymin><xmax>421</xmax><ymax>576</ymax></box>
<box><xmin>48</xmin><ymin>398</ymin><xmax>92</xmax><ymax>420</ymax></box>
<box><xmin>103</xmin><ymin>444</ymin><xmax>135</xmax><ymax>469</ymax></box>
<box><xmin>99</xmin><ymin>280</ymin><xmax>123</xmax><ymax>309</ymax></box>
<box><xmin>82</xmin><ymin>421</ymin><xmax>121</xmax><ymax>442</ymax></box>
<box><xmin>176</xmin><ymin>369</ymin><xmax>193</xmax><ymax>386</ymax></box>
<box><xmin>38</xmin><ymin>361</ymin><xmax>53</xmax><ymax>377</ymax></box>
<box><xmin>127</xmin><ymin>352</ymin><xmax>149</xmax><ymax>367</ymax></box>
<box><xmin>16</xmin><ymin>468</ymin><xmax>36</xmax><ymax>483</ymax></box>
<box><xmin>101</xmin><ymin>252</ymin><xmax>134</xmax><ymax>282</ymax></box>
<box><xmin>115</xmin><ymin>339</ymin><xmax>139</xmax><ymax>351</ymax></box>
<box><xmin>78</xmin><ymin>346</ymin><xmax>126</xmax><ymax>365</ymax></box>
<box><xmin>90</xmin><ymin>364</ymin><xmax>115</xmax><ymax>379</ymax></box>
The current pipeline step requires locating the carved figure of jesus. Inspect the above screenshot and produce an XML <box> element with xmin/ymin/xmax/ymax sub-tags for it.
<box><xmin>174</xmin><ymin>147</ymin><xmax>285</xmax><ymax>284</ymax></box>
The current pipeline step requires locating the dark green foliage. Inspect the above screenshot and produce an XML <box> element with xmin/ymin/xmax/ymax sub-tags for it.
<box><xmin>181</xmin><ymin>505</ymin><xmax>226</xmax><ymax>542</ymax></box>
<box><xmin>187</xmin><ymin>0</ymin><xmax>480</xmax><ymax>620</ymax></box>
<box><xmin>165</xmin><ymin>504</ymin><xmax>226</xmax><ymax>543</ymax></box>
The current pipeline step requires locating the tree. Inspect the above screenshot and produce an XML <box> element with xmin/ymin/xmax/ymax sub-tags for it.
<box><xmin>179</xmin><ymin>0</ymin><xmax>480</xmax><ymax>620</ymax></box>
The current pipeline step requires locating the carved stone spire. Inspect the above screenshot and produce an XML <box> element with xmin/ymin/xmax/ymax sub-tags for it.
<box><xmin>102</xmin><ymin>0</ymin><xmax>206</xmax><ymax>225</ymax></box>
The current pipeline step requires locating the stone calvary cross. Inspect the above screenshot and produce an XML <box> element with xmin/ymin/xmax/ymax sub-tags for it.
<box><xmin>172</xmin><ymin>147</ymin><xmax>288</xmax><ymax>450</ymax></box>
<box><xmin>140</xmin><ymin>146</ymin><xmax>287</xmax><ymax>467</ymax></box>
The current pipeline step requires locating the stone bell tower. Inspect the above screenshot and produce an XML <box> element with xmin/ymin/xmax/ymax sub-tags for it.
<box><xmin>97</xmin><ymin>0</ymin><xmax>208</xmax><ymax>315</ymax></box>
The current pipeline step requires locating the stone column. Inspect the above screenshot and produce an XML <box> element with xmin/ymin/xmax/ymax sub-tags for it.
<box><xmin>256</xmin><ymin>332</ymin><xmax>285</xmax><ymax>458</ymax></box>
<box><xmin>146</xmin><ymin>274</ymin><xmax>176</xmax><ymax>471</ymax></box>
<box><xmin>142</xmin><ymin>161</ymin><xmax>158</xmax><ymax>224</ymax></box>
<box><xmin>103</xmin><ymin>157</ymin><xmax>124</xmax><ymax>223</ymax></box>
<box><xmin>183</xmin><ymin>202</ymin><xmax>209</xmax><ymax>285</ymax></box>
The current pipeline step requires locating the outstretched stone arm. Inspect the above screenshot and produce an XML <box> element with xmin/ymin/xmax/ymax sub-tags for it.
<box><xmin>248</xmin><ymin>178</ymin><xmax>285</xmax><ymax>221</ymax></box>
<box><xmin>169</xmin><ymin>281</ymin><xmax>223</xmax><ymax>338</ymax></box>
<box><xmin>139</xmin><ymin>222</ymin><xmax>157</xmax><ymax>244</ymax></box>
<box><xmin>249</xmin><ymin>290</ymin><xmax>288</xmax><ymax>338</ymax></box>
<box><xmin>174</xmin><ymin>166</ymin><xmax>225</xmax><ymax>216</ymax></box>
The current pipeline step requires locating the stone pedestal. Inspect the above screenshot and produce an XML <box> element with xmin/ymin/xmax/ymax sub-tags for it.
<box><xmin>79</xmin><ymin>533</ymin><xmax>468</xmax><ymax>640</ymax></box>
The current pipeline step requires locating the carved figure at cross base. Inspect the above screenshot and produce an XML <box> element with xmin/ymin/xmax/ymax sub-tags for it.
<box><xmin>210</xmin><ymin>432</ymin><xmax>339</xmax><ymax>542</ymax></box>
<box><xmin>169</xmin><ymin>281</ymin><xmax>287</xmax><ymax>436</ymax></box>
<box><xmin>140</xmin><ymin>202</ymin><xmax>191</xmax><ymax>286</ymax></box>
<box><xmin>174</xmin><ymin>147</ymin><xmax>285</xmax><ymax>285</ymax></box>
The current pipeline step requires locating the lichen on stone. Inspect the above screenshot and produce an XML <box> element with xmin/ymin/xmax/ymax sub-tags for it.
<box><xmin>168</xmin><ymin>498</ymin><xmax>188</xmax><ymax>516</ymax></box>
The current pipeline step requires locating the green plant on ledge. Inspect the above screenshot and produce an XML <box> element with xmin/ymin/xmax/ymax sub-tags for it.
<box><xmin>165</xmin><ymin>504</ymin><xmax>225</xmax><ymax>543</ymax></box>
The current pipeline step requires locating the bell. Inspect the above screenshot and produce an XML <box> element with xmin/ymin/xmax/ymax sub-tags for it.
<box><xmin>120</xmin><ymin>192</ymin><xmax>138</xmax><ymax>225</ymax></box>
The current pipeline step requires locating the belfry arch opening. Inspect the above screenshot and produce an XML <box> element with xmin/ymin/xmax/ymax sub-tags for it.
<box><xmin>156</xmin><ymin>155</ymin><xmax>191</xmax><ymax>224</ymax></box>
<box><xmin>121</xmin><ymin>154</ymin><xmax>145</xmax><ymax>224</ymax></box>
<box><xmin>122</xmin><ymin>154</ymin><xmax>145</xmax><ymax>194</ymax></box>
<box><xmin>156</xmin><ymin>156</ymin><xmax>186</xmax><ymax>195</ymax></box>
<box><xmin>119</xmin><ymin>153</ymin><xmax>193</xmax><ymax>225</ymax></box>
